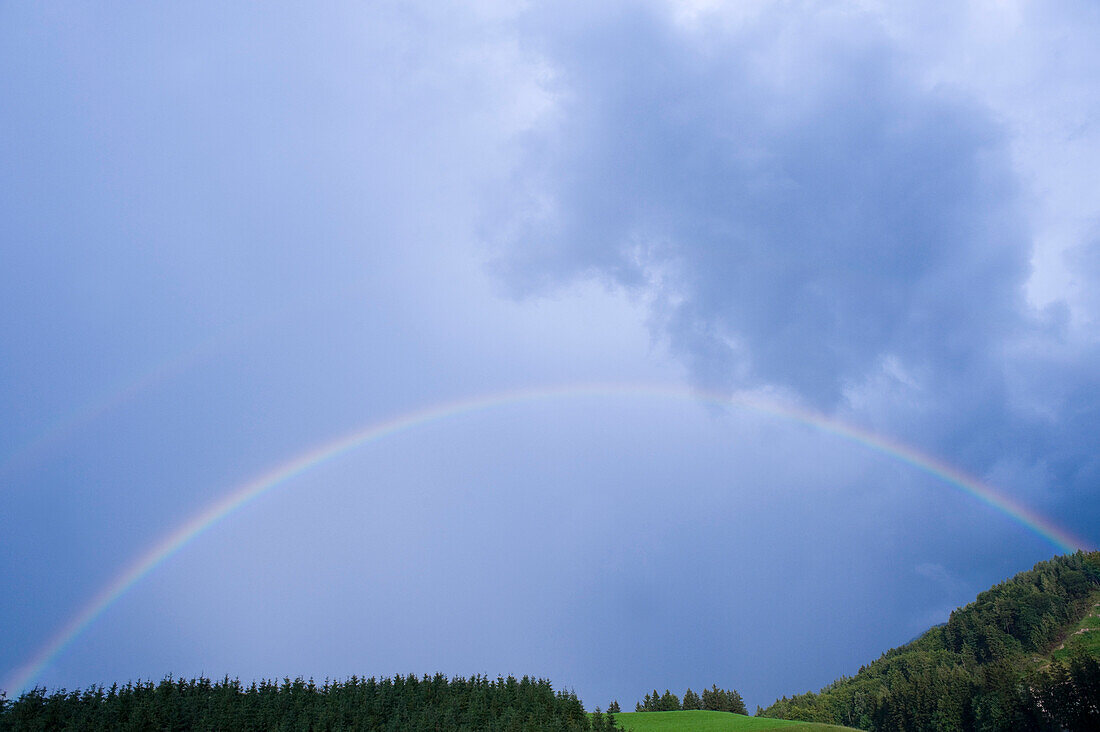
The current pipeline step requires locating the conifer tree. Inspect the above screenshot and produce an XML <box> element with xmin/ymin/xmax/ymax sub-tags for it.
<box><xmin>728</xmin><ymin>688</ymin><xmax>747</xmax><ymax>715</ymax></box>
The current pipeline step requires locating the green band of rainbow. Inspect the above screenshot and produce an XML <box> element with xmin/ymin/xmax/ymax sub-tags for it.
<box><xmin>4</xmin><ymin>382</ymin><xmax>1093</xmax><ymax>694</ymax></box>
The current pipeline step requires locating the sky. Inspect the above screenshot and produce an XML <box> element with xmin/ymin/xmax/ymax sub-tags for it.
<box><xmin>2</xmin><ymin>0</ymin><xmax>1100</xmax><ymax>712</ymax></box>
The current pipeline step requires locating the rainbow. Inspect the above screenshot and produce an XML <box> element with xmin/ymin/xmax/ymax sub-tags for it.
<box><xmin>0</xmin><ymin>325</ymin><xmax>245</xmax><ymax>479</ymax></box>
<box><xmin>3</xmin><ymin>381</ymin><xmax>1093</xmax><ymax>694</ymax></box>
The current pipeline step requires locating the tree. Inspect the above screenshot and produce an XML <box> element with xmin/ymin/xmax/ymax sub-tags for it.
<box><xmin>702</xmin><ymin>685</ymin><xmax>721</xmax><ymax>711</ymax></box>
<box><xmin>681</xmin><ymin>688</ymin><xmax>701</xmax><ymax>710</ymax></box>
<box><xmin>728</xmin><ymin>688</ymin><xmax>747</xmax><ymax>715</ymax></box>
<box><xmin>701</xmin><ymin>685</ymin><xmax>746</xmax><ymax>713</ymax></box>
<box><xmin>658</xmin><ymin>689</ymin><xmax>680</xmax><ymax>711</ymax></box>
<box><xmin>607</xmin><ymin>700</ymin><xmax>620</xmax><ymax>714</ymax></box>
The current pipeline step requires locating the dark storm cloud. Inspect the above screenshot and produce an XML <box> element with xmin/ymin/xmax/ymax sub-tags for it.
<box><xmin>493</xmin><ymin>2</ymin><xmax>1030</xmax><ymax>409</ymax></box>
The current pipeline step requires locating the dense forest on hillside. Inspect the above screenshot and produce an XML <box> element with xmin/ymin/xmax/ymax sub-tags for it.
<box><xmin>0</xmin><ymin>674</ymin><xmax>624</xmax><ymax>732</ymax></box>
<box><xmin>759</xmin><ymin>551</ymin><xmax>1100</xmax><ymax>731</ymax></box>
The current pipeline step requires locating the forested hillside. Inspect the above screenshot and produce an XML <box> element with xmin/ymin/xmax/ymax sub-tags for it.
<box><xmin>759</xmin><ymin>551</ymin><xmax>1100</xmax><ymax>731</ymax></box>
<box><xmin>0</xmin><ymin>674</ymin><xmax>619</xmax><ymax>732</ymax></box>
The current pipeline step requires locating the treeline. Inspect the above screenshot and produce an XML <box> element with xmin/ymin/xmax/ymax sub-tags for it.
<box><xmin>634</xmin><ymin>685</ymin><xmax>746</xmax><ymax>714</ymax></box>
<box><xmin>759</xmin><ymin>551</ymin><xmax>1100</xmax><ymax>731</ymax></box>
<box><xmin>0</xmin><ymin>674</ymin><xmax>626</xmax><ymax>731</ymax></box>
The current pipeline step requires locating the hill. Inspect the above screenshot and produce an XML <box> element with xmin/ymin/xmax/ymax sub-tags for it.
<box><xmin>759</xmin><ymin>551</ymin><xmax>1100</xmax><ymax>731</ymax></box>
<box><xmin>611</xmin><ymin>710</ymin><xmax>858</xmax><ymax>731</ymax></box>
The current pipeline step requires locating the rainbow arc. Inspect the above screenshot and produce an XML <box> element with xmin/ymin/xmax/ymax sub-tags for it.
<box><xmin>3</xmin><ymin>382</ymin><xmax>1093</xmax><ymax>694</ymax></box>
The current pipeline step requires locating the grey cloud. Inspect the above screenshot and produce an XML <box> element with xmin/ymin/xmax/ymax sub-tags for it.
<box><xmin>491</xmin><ymin>3</ymin><xmax>1030</xmax><ymax>412</ymax></box>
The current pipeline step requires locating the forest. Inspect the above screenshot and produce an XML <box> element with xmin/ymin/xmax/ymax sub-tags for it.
<box><xmin>759</xmin><ymin>551</ymin><xmax>1100</xmax><ymax>731</ymax></box>
<box><xmin>0</xmin><ymin>674</ymin><xmax>622</xmax><ymax>732</ymax></box>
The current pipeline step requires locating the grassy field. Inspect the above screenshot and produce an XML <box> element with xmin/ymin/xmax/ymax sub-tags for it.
<box><xmin>1051</xmin><ymin>592</ymin><xmax>1100</xmax><ymax>662</ymax></box>
<box><xmin>604</xmin><ymin>710</ymin><xmax>859</xmax><ymax>731</ymax></box>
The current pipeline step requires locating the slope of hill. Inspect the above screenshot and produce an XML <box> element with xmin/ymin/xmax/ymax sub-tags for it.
<box><xmin>759</xmin><ymin>551</ymin><xmax>1100</xmax><ymax>731</ymax></box>
<box><xmin>1049</xmin><ymin>589</ymin><xmax>1100</xmax><ymax>663</ymax></box>
<box><xmin>611</xmin><ymin>710</ymin><xmax>858</xmax><ymax>731</ymax></box>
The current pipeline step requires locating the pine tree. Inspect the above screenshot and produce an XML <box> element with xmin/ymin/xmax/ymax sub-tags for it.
<box><xmin>682</xmin><ymin>688</ymin><xmax>701</xmax><ymax>710</ymax></box>
<box><xmin>658</xmin><ymin>689</ymin><xmax>680</xmax><ymax>711</ymax></box>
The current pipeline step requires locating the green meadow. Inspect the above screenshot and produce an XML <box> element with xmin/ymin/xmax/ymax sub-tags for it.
<box><xmin>604</xmin><ymin>711</ymin><xmax>858</xmax><ymax>731</ymax></box>
<box><xmin>1051</xmin><ymin>590</ymin><xmax>1100</xmax><ymax>663</ymax></box>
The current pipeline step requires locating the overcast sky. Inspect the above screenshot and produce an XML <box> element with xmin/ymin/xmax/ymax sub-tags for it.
<box><xmin>3</xmin><ymin>0</ymin><xmax>1100</xmax><ymax>711</ymax></box>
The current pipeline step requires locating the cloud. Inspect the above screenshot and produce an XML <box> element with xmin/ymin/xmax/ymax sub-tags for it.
<box><xmin>490</xmin><ymin>2</ymin><xmax>1028</xmax><ymax>410</ymax></box>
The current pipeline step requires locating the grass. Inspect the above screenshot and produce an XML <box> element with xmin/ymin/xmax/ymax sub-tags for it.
<box><xmin>600</xmin><ymin>710</ymin><xmax>860</xmax><ymax>731</ymax></box>
<box><xmin>1051</xmin><ymin>593</ymin><xmax>1100</xmax><ymax>663</ymax></box>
